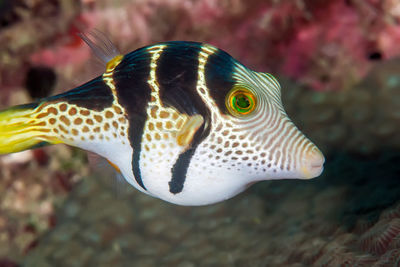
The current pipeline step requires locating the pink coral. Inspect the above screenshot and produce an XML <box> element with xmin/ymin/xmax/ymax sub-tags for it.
<box><xmin>24</xmin><ymin>0</ymin><xmax>400</xmax><ymax>92</ymax></box>
<box><xmin>377</xmin><ymin>24</ymin><xmax>400</xmax><ymax>58</ymax></box>
<box><xmin>30</xmin><ymin>15</ymin><xmax>92</xmax><ymax>68</ymax></box>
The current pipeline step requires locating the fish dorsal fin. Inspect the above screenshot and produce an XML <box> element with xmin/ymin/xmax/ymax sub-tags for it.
<box><xmin>78</xmin><ymin>30</ymin><xmax>122</xmax><ymax>66</ymax></box>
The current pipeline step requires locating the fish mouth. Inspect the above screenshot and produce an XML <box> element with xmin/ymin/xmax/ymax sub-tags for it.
<box><xmin>310</xmin><ymin>163</ymin><xmax>324</xmax><ymax>176</ymax></box>
<box><xmin>300</xmin><ymin>164</ymin><xmax>324</xmax><ymax>179</ymax></box>
<box><xmin>300</xmin><ymin>151</ymin><xmax>325</xmax><ymax>179</ymax></box>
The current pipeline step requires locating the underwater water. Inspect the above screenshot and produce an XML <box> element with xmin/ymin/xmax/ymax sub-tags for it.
<box><xmin>0</xmin><ymin>0</ymin><xmax>399</xmax><ymax>266</ymax></box>
<box><xmin>22</xmin><ymin>59</ymin><xmax>400</xmax><ymax>266</ymax></box>
<box><xmin>22</xmin><ymin>150</ymin><xmax>400</xmax><ymax>266</ymax></box>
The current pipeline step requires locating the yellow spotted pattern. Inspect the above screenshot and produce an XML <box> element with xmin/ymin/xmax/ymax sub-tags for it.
<box><xmin>31</xmin><ymin>54</ymin><xmax>130</xmax><ymax>147</ymax></box>
<box><xmin>32</xmin><ymin>102</ymin><xmax>127</xmax><ymax>145</ymax></box>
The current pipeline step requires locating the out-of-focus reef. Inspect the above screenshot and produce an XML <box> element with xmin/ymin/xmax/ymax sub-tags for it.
<box><xmin>0</xmin><ymin>0</ymin><xmax>399</xmax><ymax>266</ymax></box>
<box><xmin>21</xmin><ymin>55</ymin><xmax>400</xmax><ymax>267</ymax></box>
<box><xmin>282</xmin><ymin>57</ymin><xmax>400</xmax><ymax>156</ymax></box>
<box><xmin>0</xmin><ymin>0</ymin><xmax>80</xmax><ymax>101</ymax></box>
<box><xmin>2</xmin><ymin>0</ymin><xmax>399</xmax><ymax>93</ymax></box>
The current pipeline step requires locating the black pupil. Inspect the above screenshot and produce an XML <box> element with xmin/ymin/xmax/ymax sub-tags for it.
<box><xmin>236</xmin><ymin>95</ymin><xmax>250</xmax><ymax>109</ymax></box>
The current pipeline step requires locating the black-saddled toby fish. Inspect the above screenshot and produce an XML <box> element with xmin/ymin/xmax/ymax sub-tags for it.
<box><xmin>0</xmin><ymin>33</ymin><xmax>324</xmax><ymax>206</ymax></box>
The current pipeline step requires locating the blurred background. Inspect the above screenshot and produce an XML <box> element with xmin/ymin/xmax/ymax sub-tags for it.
<box><xmin>0</xmin><ymin>0</ymin><xmax>399</xmax><ymax>266</ymax></box>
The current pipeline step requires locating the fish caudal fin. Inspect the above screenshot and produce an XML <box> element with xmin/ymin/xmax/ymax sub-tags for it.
<box><xmin>0</xmin><ymin>103</ymin><xmax>62</xmax><ymax>154</ymax></box>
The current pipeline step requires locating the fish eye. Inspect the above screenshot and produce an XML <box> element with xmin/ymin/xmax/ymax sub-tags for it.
<box><xmin>225</xmin><ymin>87</ymin><xmax>256</xmax><ymax>117</ymax></box>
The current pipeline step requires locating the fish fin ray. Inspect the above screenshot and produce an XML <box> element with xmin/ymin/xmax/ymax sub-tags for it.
<box><xmin>78</xmin><ymin>29</ymin><xmax>121</xmax><ymax>65</ymax></box>
<box><xmin>0</xmin><ymin>104</ymin><xmax>62</xmax><ymax>154</ymax></box>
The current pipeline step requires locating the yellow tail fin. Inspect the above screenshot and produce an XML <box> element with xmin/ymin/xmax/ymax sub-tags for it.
<box><xmin>0</xmin><ymin>103</ymin><xmax>61</xmax><ymax>154</ymax></box>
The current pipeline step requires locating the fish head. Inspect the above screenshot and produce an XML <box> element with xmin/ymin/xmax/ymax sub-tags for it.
<box><xmin>132</xmin><ymin>44</ymin><xmax>325</xmax><ymax>205</ymax></box>
<box><xmin>175</xmin><ymin>58</ymin><xmax>325</xmax><ymax>205</ymax></box>
<box><xmin>203</xmin><ymin>69</ymin><xmax>325</xmax><ymax>178</ymax></box>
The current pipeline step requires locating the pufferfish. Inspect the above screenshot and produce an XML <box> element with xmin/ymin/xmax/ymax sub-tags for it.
<box><xmin>0</xmin><ymin>33</ymin><xmax>325</xmax><ymax>206</ymax></box>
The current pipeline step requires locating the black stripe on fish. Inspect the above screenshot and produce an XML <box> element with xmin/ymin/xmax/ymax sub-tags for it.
<box><xmin>112</xmin><ymin>47</ymin><xmax>153</xmax><ymax>190</ymax></box>
<box><xmin>46</xmin><ymin>76</ymin><xmax>113</xmax><ymax>111</ymax></box>
<box><xmin>169</xmin><ymin>120</ymin><xmax>207</xmax><ymax>194</ymax></box>
<box><xmin>155</xmin><ymin>42</ymin><xmax>212</xmax><ymax>194</ymax></box>
<box><xmin>205</xmin><ymin>48</ymin><xmax>236</xmax><ymax>115</ymax></box>
<box><xmin>157</xmin><ymin>42</ymin><xmax>203</xmax><ymax>115</ymax></box>
<box><xmin>7</xmin><ymin>102</ymin><xmax>40</xmax><ymax>111</ymax></box>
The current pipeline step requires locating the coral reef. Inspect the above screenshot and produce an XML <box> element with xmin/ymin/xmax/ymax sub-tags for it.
<box><xmin>74</xmin><ymin>0</ymin><xmax>400</xmax><ymax>91</ymax></box>
<box><xmin>373</xmin><ymin>249</ymin><xmax>400</xmax><ymax>266</ymax></box>
<box><xmin>0</xmin><ymin>0</ymin><xmax>399</xmax><ymax>266</ymax></box>
<box><xmin>3</xmin><ymin>0</ymin><xmax>399</xmax><ymax>93</ymax></box>
<box><xmin>0</xmin><ymin>0</ymin><xmax>80</xmax><ymax>101</ymax></box>
<box><xmin>360</xmin><ymin>218</ymin><xmax>400</xmax><ymax>255</ymax></box>
<box><xmin>20</xmin><ymin>150</ymin><xmax>400</xmax><ymax>267</ymax></box>
<box><xmin>0</xmin><ymin>147</ymin><xmax>88</xmax><ymax>263</ymax></box>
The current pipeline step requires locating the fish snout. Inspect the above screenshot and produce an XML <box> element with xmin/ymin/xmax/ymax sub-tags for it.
<box><xmin>299</xmin><ymin>147</ymin><xmax>325</xmax><ymax>179</ymax></box>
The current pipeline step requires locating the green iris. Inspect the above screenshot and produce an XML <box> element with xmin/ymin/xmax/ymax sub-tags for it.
<box><xmin>233</xmin><ymin>94</ymin><xmax>252</xmax><ymax>113</ymax></box>
<box><xmin>226</xmin><ymin>88</ymin><xmax>256</xmax><ymax>116</ymax></box>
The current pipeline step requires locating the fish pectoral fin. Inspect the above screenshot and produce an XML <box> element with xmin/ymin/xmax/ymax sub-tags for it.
<box><xmin>176</xmin><ymin>115</ymin><xmax>204</xmax><ymax>148</ymax></box>
<box><xmin>106</xmin><ymin>159</ymin><xmax>121</xmax><ymax>173</ymax></box>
